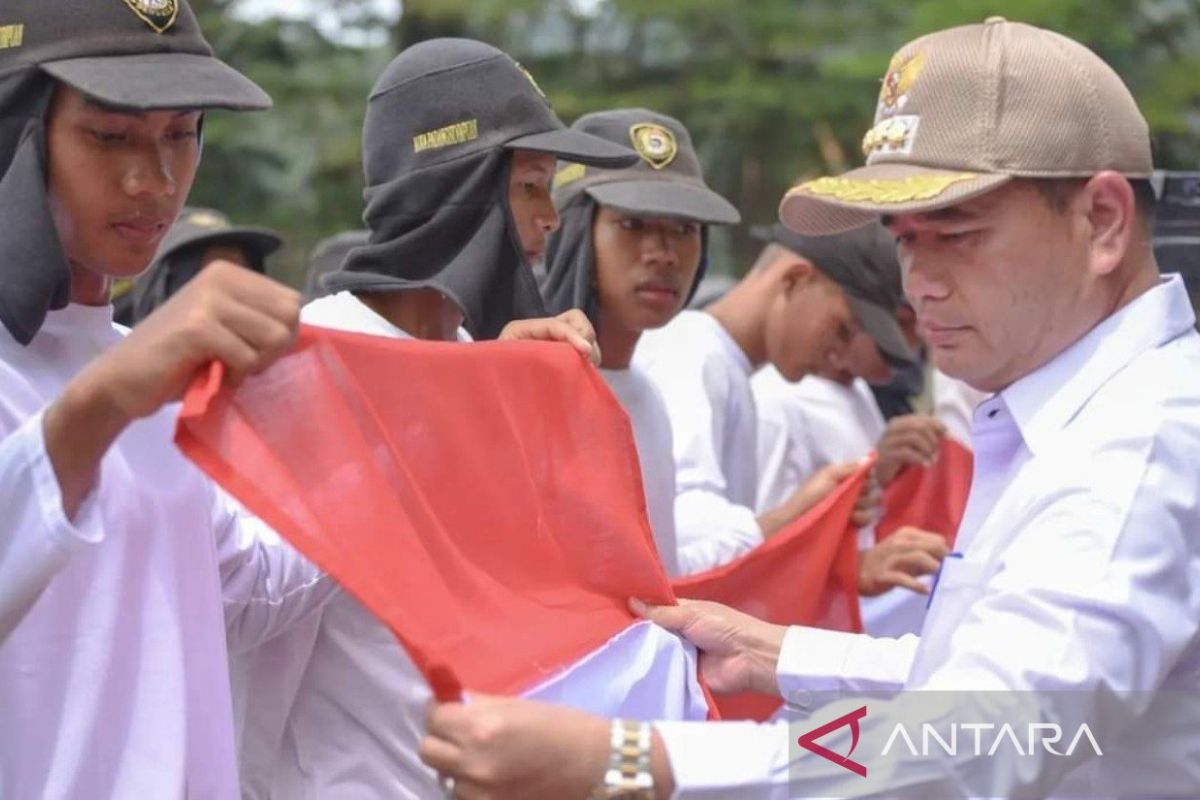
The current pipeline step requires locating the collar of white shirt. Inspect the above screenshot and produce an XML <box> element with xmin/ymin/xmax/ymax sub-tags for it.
<box><xmin>1000</xmin><ymin>274</ymin><xmax>1196</xmax><ymax>457</ymax></box>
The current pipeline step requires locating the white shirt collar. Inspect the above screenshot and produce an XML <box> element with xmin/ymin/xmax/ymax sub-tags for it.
<box><xmin>1000</xmin><ymin>274</ymin><xmax>1196</xmax><ymax>456</ymax></box>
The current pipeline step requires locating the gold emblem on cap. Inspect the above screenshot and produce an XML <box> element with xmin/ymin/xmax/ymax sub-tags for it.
<box><xmin>629</xmin><ymin>123</ymin><xmax>677</xmax><ymax>170</ymax></box>
<box><xmin>122</xmin><ymin>0</ymin><xmax>178</xmax><ymax>34</ymax></box>
<box><xmin>878</xmin><ymin>51</ymin><xmax>924</xmax><ymax>118</ymax></box>
<box><xmin>0</xmin><ymin>24</ymin><xmax>24</xmax><ymax>51</ymax></box>
<box><xmin>187</xmin><ymin>210</ymin><xmax>229</xmax><ymax>229</ymax></box>
<box><xmin>794</xmin><ymin>173</ymin><xmax>977</xmax><ymax>204</ymax></box>
<box><xmin>862</xmin><ymin>115</ymin><xmax>920</xmax><ymax>158</ymax></box>
<box><xmin>553</xmin><ymin>163</ymin><xmax>587</xmax><ymax>190</ymax></box>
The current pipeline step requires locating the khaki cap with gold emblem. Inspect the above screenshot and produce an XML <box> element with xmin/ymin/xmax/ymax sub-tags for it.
<box><xmin>780</xmin><ymin>17</ymin><xmax>1154</xmax><ymax>235</ymax></box>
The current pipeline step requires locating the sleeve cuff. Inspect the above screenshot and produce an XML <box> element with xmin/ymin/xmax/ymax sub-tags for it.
<box><xmin>776</xmin><ymin>625</ymin><xmax>860</xmax><ymax>699</ymax></box>
<box><xmin>655</xmin><ymin>720</ymin><xmax>791</xmax><ymax>799</ymax></box>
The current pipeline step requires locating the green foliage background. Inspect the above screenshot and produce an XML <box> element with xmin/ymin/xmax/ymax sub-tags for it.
<box><xmin>188</xmin><ymin>0</ymin><xmax>1200</xmax><ymax>285</ymax></box>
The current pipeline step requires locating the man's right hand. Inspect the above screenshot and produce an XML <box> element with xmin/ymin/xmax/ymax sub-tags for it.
<box><xmin>79</xmin><ymin>261</ymin><xmax>301</xmax><ymax>421</ymax></box>
<box><xmin>44</xmin><ymin>262</ymin><xmax>301</xmax><ymax>516</ymax></box>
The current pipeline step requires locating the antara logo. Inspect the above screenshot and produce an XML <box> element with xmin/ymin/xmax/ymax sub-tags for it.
<box><xmin>797</xmin><ymin>706</ymin><xmax>869</xmax><ymax>777</ymax></box>
<box><xmin>798</xmin><ymin>705</ymin><xmax>1105</xmax><ymax>778</ymax></box>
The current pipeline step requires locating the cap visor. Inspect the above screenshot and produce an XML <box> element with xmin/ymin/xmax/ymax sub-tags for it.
<box><xmin>42</xmin><ymin>53</ymin><xmax>271</xmax><ymax>111</ymax></box>
<box><xmin>846</xmin><ymin>295</ymin><xmax>918</xmax><ymax>365</ymax></box>
<box><xmin>586</xmin><ymin>180</ymin><xmax>741</xmax><ymax>226</ymax></box>
<box><xmin>180</xmin><ymin>228</ymin><xmax>283</xmax><ymax>262</ymax></box>
<box><xmin>780</xmin><ymin>163</ymin><xmax>1011</xmax><ymax>236</ymax></box>
<box><xmin>507</xmin><ymin>129</ymin><xmax>637</xmax><ymax>169</ymax></box>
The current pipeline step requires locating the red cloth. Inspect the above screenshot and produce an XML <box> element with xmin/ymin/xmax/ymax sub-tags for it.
<box><xmin>176</xmin><ymin>325</ymin><xmax>677</xmax><ymax>701</ymax></box>
<box><xmin>671</xmin><ymin>465</ymin><xmax>869</xmax><ymax>721</ymax></box>
<box><xmin>877</xmin><ymin>438</ymin><xmax>974</xmax><ymax>548</ymax></box>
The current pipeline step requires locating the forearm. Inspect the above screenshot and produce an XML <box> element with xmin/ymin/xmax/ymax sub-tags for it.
<box><xmin>43</xmin><ymin>371</ymin><xmax>131</xmax><ymax>518</ymax></box>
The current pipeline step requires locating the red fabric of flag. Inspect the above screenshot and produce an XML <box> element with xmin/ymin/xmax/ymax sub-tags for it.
<box><xmin>175</xmin><ymin>325</ymin><xmax>677</xmax><ymax>702</ymax></box>
<box><xmin>671</xmin><ymin>465</ymin><xmax>869</xmax><ymax>721</ymax></box>
<box><xmin>876</xmin><ymin>438</ymin><xmax>974</xmax><ymax>548</ymax></box>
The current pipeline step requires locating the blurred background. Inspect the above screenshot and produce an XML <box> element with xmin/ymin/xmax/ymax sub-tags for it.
<box><xmin>188</xmin><ymin>0</ymin><xmax>1200</xmax><ymax>286</ymax></box>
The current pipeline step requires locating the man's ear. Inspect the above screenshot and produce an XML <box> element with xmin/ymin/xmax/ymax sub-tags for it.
<box><xmin>1080</xmin><ymin>171</ymin><xmax>1136</xmax><ymax>278</ymax></box>
<box><xmin>776</xmin><ymin>256</ymin><xmax>814</xmax><ymax>294</ymax></box>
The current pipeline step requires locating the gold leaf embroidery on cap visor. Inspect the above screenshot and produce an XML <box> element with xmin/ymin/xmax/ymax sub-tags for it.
<box><xmin>794</xmin><ymin>173</ymin><xmax>978</xmax><ymax>204</ymax></box>
<box><xmin>0</xmin><ymin>25</ymin><xmax>24</xmax><ymax>50</ymax></box>
<box><xmin>553</xmin><ymin>163</ymin><xmax>587</xmax><ymax>190</ymax></box>
<box><xmin>412</xmin><ymin>119</ymin><xmax>479</xmax><ymax>153</ymax></box>
<box><xmin>122</xmin><ymin>0</ymin><xmax>178</xmax><ymax>34</ymax></box>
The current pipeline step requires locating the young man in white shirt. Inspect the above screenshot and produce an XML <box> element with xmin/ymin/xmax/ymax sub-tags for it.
<box><xmin>420</xmin><ymin>18</ymin><xmax>1200</xmax><ymax>800</ymax></box>
<box><xmin>540</xmin><ymin>107</ymin><xmax>745</xmax><ymax>578</ymax></box>
<box><xmin>0</xmin><ymin>2</ymin><xmax>339</xmax><ymax>797</ymax></box>
<box><xmin>632</xmin><ymin>212</ymin><xmax>944</xmax><ymax>584</ymax></box>
<box><xmin>751</xmin><ymin>222</ymin><xmax>951</xmax><ymax>633</ymax></box>
<box><xmin>233</xmin><ymin>41</ymin><xmax>691</xmax><ymax>800</ymax></box>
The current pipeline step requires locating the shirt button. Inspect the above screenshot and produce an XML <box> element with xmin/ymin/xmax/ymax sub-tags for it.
<box><xmin>988</xmin><ymin>409</ymin><xmax>999</xmax><ymax>419</ymax></box>
<box><xmin>788</xmin><ymin>690</ymin><xmax>813</xmax><ymax>708</ymax></box>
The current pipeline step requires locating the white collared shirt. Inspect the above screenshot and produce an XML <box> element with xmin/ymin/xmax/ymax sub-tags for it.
<box><xmin>0</xmin><ymin>304</ymin><xmax>334</xmax><ymax>799</ymax></box>
<box><xmin>655</xmin><ymin>275</ymin><xmax>1200</xmax><ymax>798</ymax></box>
<box><xmin>635</xmin><ymin>311</ymin><xmax>764</xmax><ymax>575</ymax></box>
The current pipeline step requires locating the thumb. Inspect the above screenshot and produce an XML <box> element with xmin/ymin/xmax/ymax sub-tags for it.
<box><xmin>825</xmin><ymin>460</ymin><xmax>862</xmax><ymax>482</ymax></box>
<box><xmin>629</xmin><ymin>597</ymin><xmax>693</xmax><ymax>633</ymax></box>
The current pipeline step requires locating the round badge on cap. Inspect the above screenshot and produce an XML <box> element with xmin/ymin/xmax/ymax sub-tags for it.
<box><xmin>630</xmin><ymin>123</ymin><xmax>678</xmax><ymax>170</ymax></box>
<box><xmin>122</xmin><ymin>0</ymin><xmax>179</xmax><ymax>34</ymax></box>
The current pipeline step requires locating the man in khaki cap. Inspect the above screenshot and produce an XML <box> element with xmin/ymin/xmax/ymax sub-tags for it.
<box><xmin>418</xmin><ymin>18</ymin><xmax>1200</xmax><ymax>799</ymax></box>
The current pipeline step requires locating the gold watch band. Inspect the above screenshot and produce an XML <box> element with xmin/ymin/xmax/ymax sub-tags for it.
<box><xmin>590</xmin><ymin>719</ymin><xmax>654</xmax><ymax>799</ymax></box>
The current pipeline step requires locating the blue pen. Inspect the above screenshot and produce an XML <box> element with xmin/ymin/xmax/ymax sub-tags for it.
<box><xmin>926</xmin><ymin>551</ymin><xmax>964</xmax><ymax>608</ymax></box>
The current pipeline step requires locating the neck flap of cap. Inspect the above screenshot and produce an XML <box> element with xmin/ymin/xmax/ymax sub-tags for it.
<box><xmin>0</xmin><ymin>70</ymin><xmax>70</xmax><ymax>346</ymax></box>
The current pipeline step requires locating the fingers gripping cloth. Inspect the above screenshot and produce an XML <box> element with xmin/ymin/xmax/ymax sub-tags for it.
<box><xmin>877</xmin><ymin>439</ymin><xmax>973</xmax><ymax>548</ymax></box>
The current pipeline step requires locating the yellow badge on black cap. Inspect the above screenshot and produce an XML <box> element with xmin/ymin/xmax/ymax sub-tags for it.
<box><xmin>186</xmin><ymin>210</ymin><xmax>229</xmax><ymax>229</ymax></box>
<box><xmin>630</xmin><ymin>123</ymin><xmax>677</xmax><ymax>170</ymax></box>
<box><xmin>122</xmin><ymin>0</ymin><xmax>178</xmax><ymax>34</ymax></box>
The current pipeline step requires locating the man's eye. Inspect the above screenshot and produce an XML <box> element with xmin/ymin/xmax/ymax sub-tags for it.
<box><xmin>167</xmin><ymin>129</ymin><xmax>200</xmax><ymax>143</ymax></box>
<box><xmin>88</xmin><ymin>128</ymin><xmax>127</xmax><ymax>144</ymax></box>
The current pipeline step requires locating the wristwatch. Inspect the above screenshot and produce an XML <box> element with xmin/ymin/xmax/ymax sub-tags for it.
<box><xmin>589</xmin><ymin>719</ymin><xmax>655</xmax><ymax>799</ymax></box>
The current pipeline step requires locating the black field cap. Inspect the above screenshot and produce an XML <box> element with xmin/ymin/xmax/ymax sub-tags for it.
<box><xmin>305</xmin><ymin>230</ymin><xmax>369</xmax><ymax>300</ymax></box>
<box><xmin>552</xmin><ymin>108</ymin><xmax>740</xmax><ymax>225</ymax></box>
<box><xmin>154</xmin><ymin>207</ymin><xmax>282</xmax><ymax>265</ymax></box>
<box><xmin>753</xmin><ymin>222</ymin><xmax>918</xmax><ymax>365</ymax></box>
<box><xmin>0</xmin><ymin>0</ymin><xmax>270</xmax><ymax>110</ymax></box>
<box><xmin>365</xmin><ymin>38</ymin><xmax>636</xmax><ymax>174</ymax></box>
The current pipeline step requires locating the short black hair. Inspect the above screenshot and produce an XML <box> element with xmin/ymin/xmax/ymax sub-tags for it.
<box><xmin>1031</xmin><ymin>177</ymin><xmax>1156</xmax><ymax>227</ymax></box>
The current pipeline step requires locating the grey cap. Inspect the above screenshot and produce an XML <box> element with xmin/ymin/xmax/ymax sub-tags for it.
<box><xmin>363</xmin><ymin>39</ymin><xmax>636</xmax><ymax>178</ymax></box>
<box><xmin>752</xmin><ymin>221</ymin><xmax>918</xmax><ymax>364</ymax></box>
<box><xmin>552</xmin><ymin>108</ymin><xmax>741</xmax><ymax>225</ymax></box>
<box><xmin>2</xmin><ymin>0</ymin><xmax>271</xmax><ymax>111</ymax></box>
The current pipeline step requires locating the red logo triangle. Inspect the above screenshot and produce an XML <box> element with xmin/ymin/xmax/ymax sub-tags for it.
<box><xmin>797</xmin><ymin>705</ymin><xmax>868</xmax><ymax>777</ymax></box>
